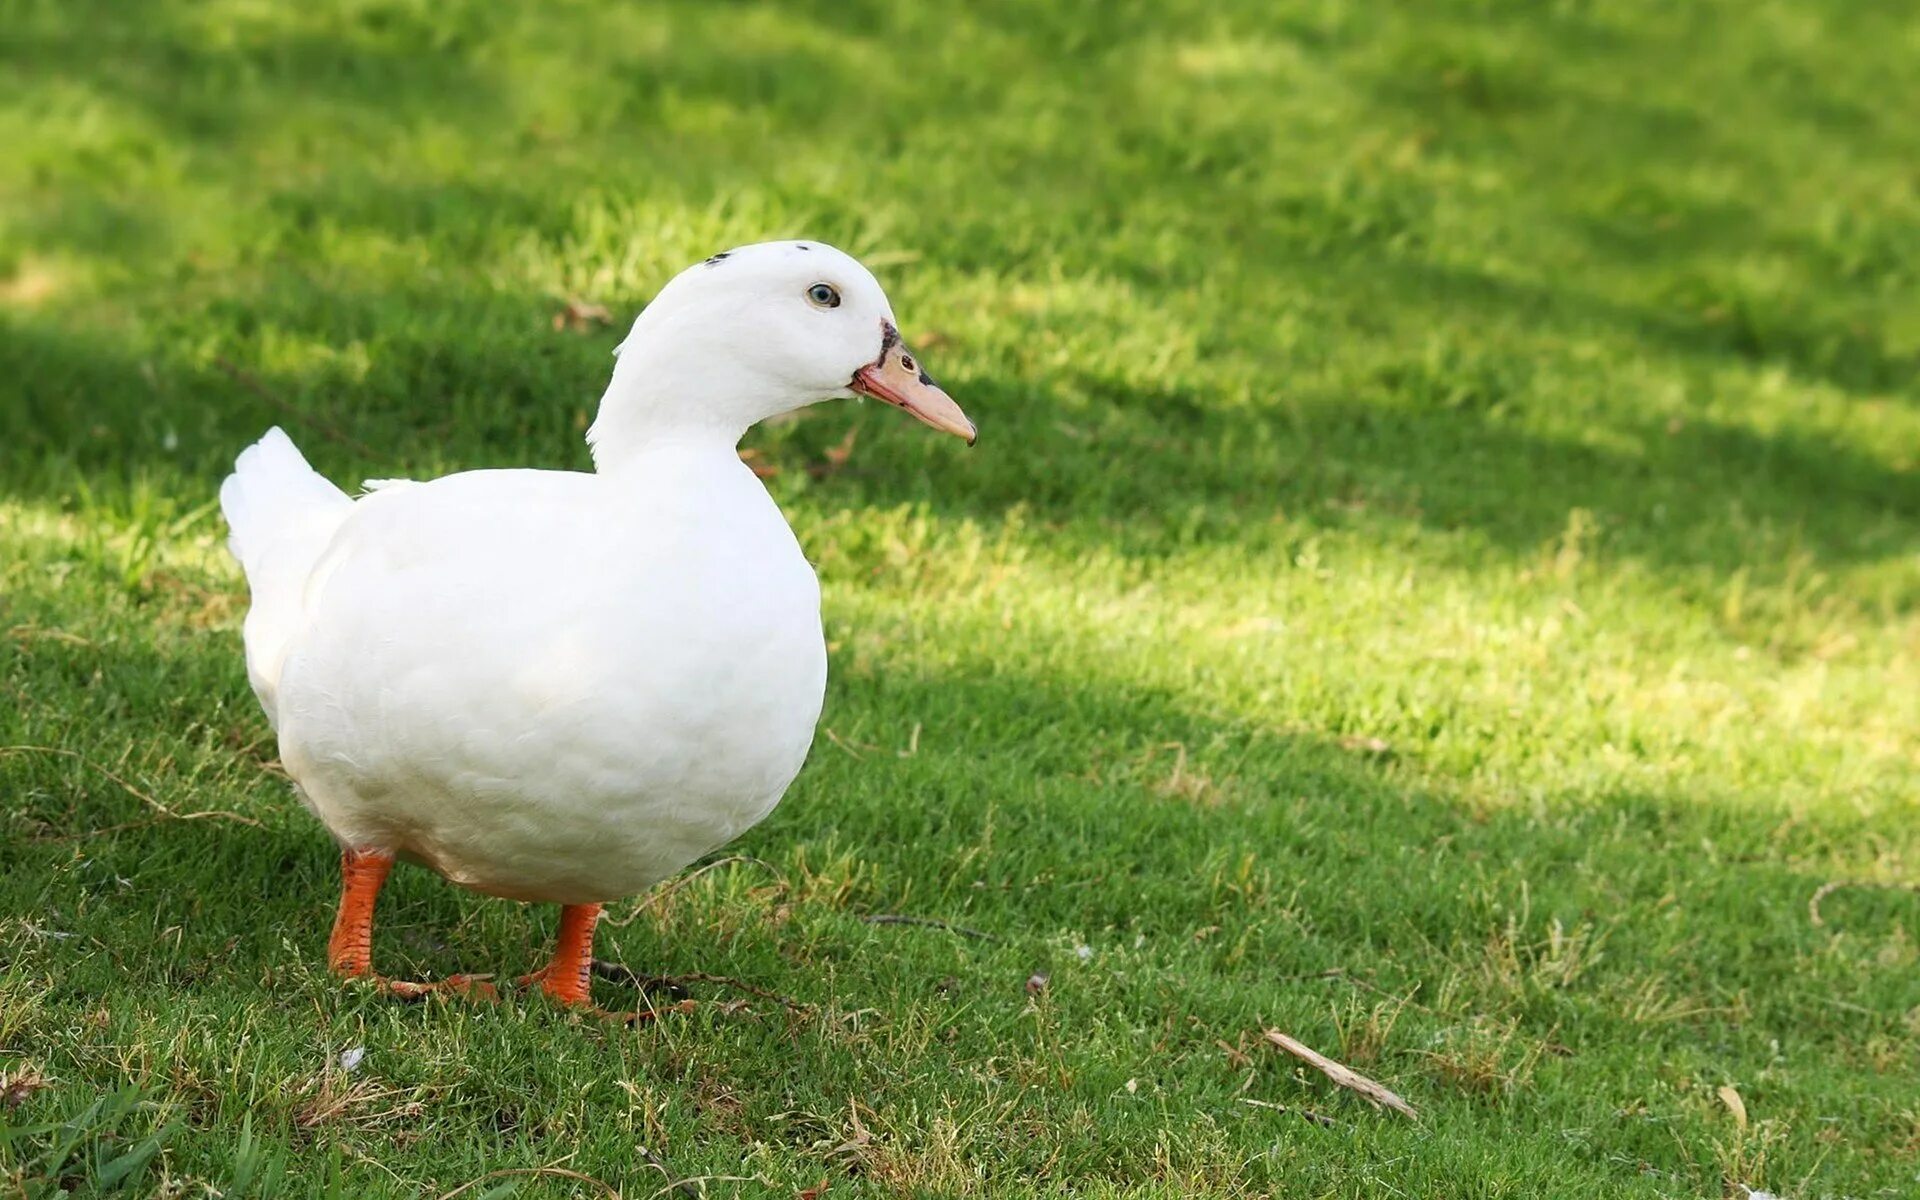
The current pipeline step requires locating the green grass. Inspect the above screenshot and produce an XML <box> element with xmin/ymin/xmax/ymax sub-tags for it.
<box><xmin>3</xmin><ymin>0</ymin><xmax>1918</xmax><ymax>1195</ymax></box>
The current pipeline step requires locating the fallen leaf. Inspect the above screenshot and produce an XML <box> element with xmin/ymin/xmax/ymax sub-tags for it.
<box><xmin>1263</xmin><ymin>1029</ymin><xmax>1418</xmax><ymax>1120</ymax></box>
<box><xmin>809</xmin><ymin>428</ymin><xmax>858</xmax><ymax>479</ymax></box>
<box><xmin>1717</xmin><ymin>1084</ymin><xmax>1748</xmax><ymax>1130</ymax></box>
<box><xmin>552</xmin><ymin>298</ymin><xmax>613</xmax><ymax>332</ymax></box>
<box><xmin>797</xmin><ymin>1178</ymin><xmax>831</xmax><ymax>1199</ymax></box>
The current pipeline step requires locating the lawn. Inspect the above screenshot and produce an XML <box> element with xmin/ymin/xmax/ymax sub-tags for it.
<box><xmin>3</xmin><ymin>0</ymin><xmax>1918</xmax><ymax>1195</ymax></box>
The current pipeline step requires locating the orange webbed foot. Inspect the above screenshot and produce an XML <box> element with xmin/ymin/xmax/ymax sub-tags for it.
<box><xmin>377</xmin><ymin>974</ymin><xmax>500</xmax><ymax>1002</ymax></box>
<box><xmin>513</xmin><ymin>964</ymin><xmax>696</xmax><ymax>1022</ymax></box>
<box><xmin>327</xmin><ymin>848</ymin><xmax>497</xmax><ymax>1004</ymax></box>
<box><xmin>514</xmin><ymin>904</ymin><xmax>697</xmax><ymax>1023</ymax></box>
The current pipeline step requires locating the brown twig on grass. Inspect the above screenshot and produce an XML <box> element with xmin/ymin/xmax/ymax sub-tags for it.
<box><xmin>1262</xmin><ymin>1029</ymin><xmax>1419</xmax><ymax>1120</ymax></box>
<box><xmin>860</xmin><ymin>914</ymin><xmax>1003</xmax><ymax>942</ymax></box>
<box><xmin>213</xmin><ymin>356</ymin><xmax>382</xmax><ymax>460</ymax></box>
<box><xmin>590</xmin><ymin>961</ymin><xmax>813</xmax><ymax>1016</ymax></box>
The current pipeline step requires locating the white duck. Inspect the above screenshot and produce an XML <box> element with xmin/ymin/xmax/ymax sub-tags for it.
<box><xmin>220</xmin><ymin>241</ymin><xmax>974</xmax><ymax>1011</ymax></box>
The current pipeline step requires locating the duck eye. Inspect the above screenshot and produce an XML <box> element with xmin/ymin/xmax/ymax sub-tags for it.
<box><xmin>806</xmin><ymin>282</ymin><xmax>841</xmax><ymax>308</ymax></box>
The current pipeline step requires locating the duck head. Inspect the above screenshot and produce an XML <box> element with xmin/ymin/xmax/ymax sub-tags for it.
<box><xmin>588</xmin><ymin>241</ymin><xmax>974</xmax><ymax>467</ymax></box>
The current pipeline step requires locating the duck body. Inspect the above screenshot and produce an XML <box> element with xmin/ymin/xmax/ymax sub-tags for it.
<box><xmin>220</xmin><ymin>240</ymin><xmax>973</xmax><ymax>1010</ymax></box>
<box><xmin>263</xmin><ymin>447</ymin><xmax>825</xmax><ymax>905</ymax></box>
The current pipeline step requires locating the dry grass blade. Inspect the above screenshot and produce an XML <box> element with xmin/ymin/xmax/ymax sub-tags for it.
<box><xmin>436</xmin><ymin>1164</ymin><xmax>622</xmax><ymax>1200</ymax></box>
<box><xmin>1283</xmin><ymin>965</ymin><xmax>1431</xmax><ymax>1012</ymax></box>
<box><xmin>633</xmin><ymin>1144</ymin><xmax>700</xmax><ymax>1199</ymax></box>
<box><xmin>605</xmin><ymin>854</ymin><xmax>785</xmax><ymax>928</ymax></box>
<box><xmin>808</xmin><ymin>427</ymin><xmax>858</xmax><ymax>479</ymax></box>
<box><xmin>2</xmin><ymin>745</ymin><xmax>262</xmax><ymax>831</ymax></box>
<box><xmin>822</xmin><ymin>728</ymin><xmax>877</xmax><ymax>759</ymax></box>
<box><xmin>1808</xmin><ymin>879</ymin><xmax>1920</xmax><ymax>927</ymax></box>
<box><xmin>1717</xmin><ymin>1084</ymin><xmax>1749</xmax><ymax>1129</ymax></box>
<box><xmin>647</xmin><ymin>1178</ymin><xmax>758</xmax><ymax>1200</ymax></box>
<box><xmin>1238</xmin><ymin>1097</ymin><xmax>1340</xmax><ymax>1128</ymax></box>
<box><xmin>1263</xmin><ymin>1029</ymin><xmax>1418</xmax><ymax>1120</ymax></box>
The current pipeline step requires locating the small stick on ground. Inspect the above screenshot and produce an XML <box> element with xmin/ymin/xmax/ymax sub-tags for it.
<box><xmin>1263</xmin><ymin>1029</ymin><xmax>1419</xmax><ymax>1120</ymax></box>
<box><xmin>860</xmin><ymin>914</ymin><xmax>1003</xmax><ymax>942</ymax></box>
<box><xmin>1809</xmin><ymin>879</ymin><xmax>1920</xmax><ymax>927</ymax></box>
<box><xmin>214</xmin><ymin>356</ymin><xmax>382</xmax><ymax>460</ymax></box>
<box><xmin>591</xmin><ymin>961</ymin><xmax>813</xmax><ymax>1016</ymax></box>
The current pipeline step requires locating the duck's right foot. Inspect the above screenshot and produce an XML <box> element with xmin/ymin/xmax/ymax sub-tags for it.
<box><xmin>377</xmin><ymin>974</ymin><xmax>499</xmax><ymax>1002</ymax></box>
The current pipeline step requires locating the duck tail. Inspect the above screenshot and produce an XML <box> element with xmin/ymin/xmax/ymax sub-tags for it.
<box><xmin>219</xmin><ymin>427</ymin><xmax>353</xmax><ymax>722</ymax></box>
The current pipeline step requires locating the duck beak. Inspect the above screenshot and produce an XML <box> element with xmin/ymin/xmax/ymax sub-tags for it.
<box><xmin>851</xmin><ymin>328</ymin><xmax>976</xmax><ymax>445</ymax></box>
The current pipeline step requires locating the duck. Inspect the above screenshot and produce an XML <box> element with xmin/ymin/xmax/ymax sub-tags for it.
<box><xmin>219</xmin><ymin>240</ymin><xmax>975</xmax><ymax>1013</ymax></box>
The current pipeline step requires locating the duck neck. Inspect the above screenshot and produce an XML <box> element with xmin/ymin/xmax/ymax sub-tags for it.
<box><xmin>586</xmin><ymin>405</ymin><xmax>746</xmax><ymax>473</ymax></box>
<box><xmin>586</xmin><ymin>361</ymin><xmax>760</xmax><ymax>474</ymax></box>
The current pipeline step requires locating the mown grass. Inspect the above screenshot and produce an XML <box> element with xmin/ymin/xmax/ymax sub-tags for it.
<box><xmin>3</xmin><ymin>0</ymin><xmax>1917</xmax><ymax>1196</ymax></box>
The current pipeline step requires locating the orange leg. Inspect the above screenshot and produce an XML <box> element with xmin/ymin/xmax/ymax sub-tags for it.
<box><xmin>518</xmin><ymin>903</ymin><xmax>602</xmax><ymax>1007</ymax></box>
<box><xmin>328</xmin><ymin>847</ymin><xmax>393</xmax><ymax>977</ymax></box>
<box><xmin>326</xmin><ymin>847</ymin><xmax>495</xmax><ymax>1000</ymax></box>
<box><xmin>516</xmin><ymin>905</ymin><xmax>698</xmax><ymax>1022</ymax></box>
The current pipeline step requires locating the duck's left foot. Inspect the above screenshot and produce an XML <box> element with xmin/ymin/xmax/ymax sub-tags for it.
<box><xmin>513</xmin><ymin>962</ymin><xmax>694</xmax><ymax>1022</ymax></box>
<box><xmin>515</xmin><ymin>902</ymin><xmax>601</xmax><ymax>1005</ymax></box>
<box><xmin>327</xmin><ymin>847</ymin><xmax>498</xmax><ymax>1004</ymax></box>
<box><xmin>515</xmin><ymin>902</ymin><xmax>699</xmax><ymax>1022</ymax></box>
